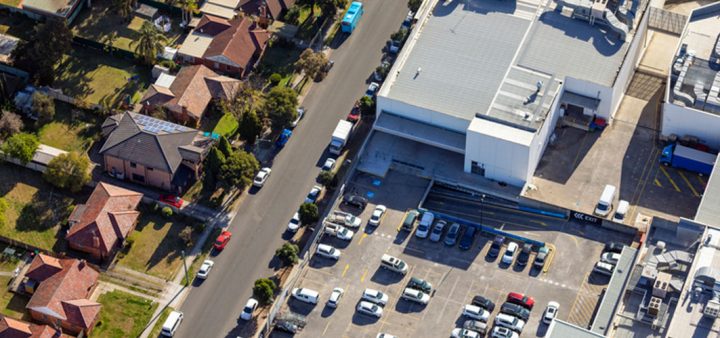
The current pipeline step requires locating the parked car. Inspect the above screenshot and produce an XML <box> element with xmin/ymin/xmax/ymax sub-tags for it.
<box><xmin>490</xmin><ymin>325</ymin><xmax>520</xmax><ymax>338</ymax></box>
<box><xmin>287</xmin><ymin>212</ymin><xmax>301</xmax><ymax>232</ymax></box>
<box><xmin>362</xmin><ymin>288</ymin><xmax>389</xmax><ymax>305</ymax></box>
<box><xmin>593</xmin><ymin>261</ymin><xmax>615</xmax><ymax>276</ymax></box>
<box><xmin>291</xmin><ymin>107</ymin><xmax>305</xmax><ymax>128</ymax></box>
<box><xmin>444</xmin><ymin>223</ymin><xmax>461</xmax><ymax>246</ymax></box>
<box><xmin>380</xmin><ymin>254</ymin><xmax>408</xmax><ymax>275</ymax></box>
<box><xmin>305</xmin><ymin>185</ymin><xmax>322</xmax><ymax>204</ymax></box>
<box><xmin>506</xmin><ymin>292</ymin><xmax>535</xmax><ymax>310</ymax></box>
<box><xmin>429</xmin><ymin>220</ymin><xmax>447</xmax><ymax>242</ymax></box>
<box><xmin>376</xmin><ymin>334</ymin><xmax>397</xmax><ymax>338</ymax></box>
<box><xmin>291</xmin><ymin>288</ymin><xmax>319</xmax><ymax>304</ymax></box>
<box><xmin>502</xmin><ymin>242</ymin><xmax>519</xmax><ymax>265</ymax></box>
<box><xmin>213</xmin><ymin>231</ymin><xmax>232</xmax><ymax>251</ymax></box>
<box><xmin>347</xmin><ymin>102</ymin><xmax>361</xmax><ymax>123</ymax></box>
<box><xmin>459</xmin><ymin>226</ymin><xmax>477</xmax><ymax>250</ymax></box>
<box><xmin>407</xmin><ymin>276</ymin><xmax>433</xmax><ymax>294</ymax></box>
<box><xmin>322</xmin><ymin>158</ymin><xmax>336</xmax><ymax>171</ymax></box>
<box><xmin>343</xmin><ymin>194</ymin><xmax>368</xmax><ymax>209</ymax></box>
<box><xmin>471</xmin><ymin>295</ymin><xmax>495</xmax><ymax>312</ymax></box>
<box><xmin>451</xmin><ymin>328</ymin><xmax>481</xmax><ymax>338</ymax></box>
<box><xmin>327</xmin><ymin>287</ymin><xmax>344</xmax><ymax>308</ymax></box>
<box><xmin>365</xmin><ymin>82</ymin><xmax>380</xmax><ymax>97</ymax></box>
<box><xmin>159</xmin><ymin>194</ymin><xmax>183</xmax><ymax>208</ymax></box>
<box><xmin>274</xmin><ymin>320</ymin><xmax>299</xmax><ymax>333</ymax></box>
<box><xmin>323</xmin><ymin>60</ymin><xmax>334</xmax><ymax>72</ymax></box>
<box><xmin>357</xmin><ymin>301</ymin><xmax>383</xmax><ymax>318</ymax></box>
<box><xmin>534</xmin><ymin>246</ymin><xmax>549</xmax><ymax>269</ymax></box>
<box><xmin>543</xmin><ymin>301</ymin><xmax>560</xmax><ymax>324</ymax></box>
<box><xmin>325</xmin><ymin>223</ymin><xmax>354</xmax><ymax>240</ymax></box>
<box><xmin>401</xmin><ymin>209</ymin><xmax>420</xmax><ymax>231</ymax></box>
<box><xmin>253</xmin><ymin>167</ymin><xmax>272</xmax><ymax>187</ymax></box>
<box><xmin>463</xmin><ymin>320</ymin><xmax>488</xmax><ymax>335</ymax></box>
<box><xmin>604</xmin><ymin>241</ymin><xmax>624</xmax><ymax>254</ymax></box>
<box><xmin>415</xmin><ymin>212</ymin><xmax>434</xmax><ymax>238</ymax></box>
<box><xmin>315</xmin><ymin>244</ymin><xmax>341</xmax><ymax>260</ymax></box>
<box><xmin>494</xmin><ymin>313</ymin><xmax>525</xmax><ymax>332</ymax></box>
<box><xmin>387</xmin><ymin>39</ymin><xmax>400</xmax><ymax>54</ymax></box>
<box><xmin>462</xmin><ymin>304</ymin><xmax>490</xmax><ymax>322</ymax></box>
<box><xmin>373</xmin><ymin>60</ymin><xmax>391</xmax><ymax>82</ymax></box>
<box><xmin>240</xmin><ymin>298</ymin><xmax>258</xmax><ymax>320</ymax></box>
<box><xmin>601</xmin><ymin>252</ymin><xmax>621</xmax><ymax>265</ymax></box>
<box><xmin>160</xmin><ymin>310</ymin><xmax>183</xmax><ymax>337</ymax></box>
<box><xmin>500</xmin><ymin>302</ymin><xmax>530</xmax><ymax>321</ymax></box>
<box><xmin>401</xmin><ymin>287</ymin><xmax>430</xmax><ymax>304</ymax></box>
<box><xmin>488</xmin><ymin>235</ymin><xmax>505</xmax><ymax>258</ymax></box>
<box><xmin>196</xmin><ymin>260</ymin><xmax>214</xmax><ymax>279</ymax></box>
<box><xmin>369</xmin><ymin>205</ymin><xmax>387</xmax><ymax>226</ymax></box>
<box><xmin>516</xmin><ymin>243</ymin><xmax>532</xmax><ymax>266</ymax></box>
<box><xmin>402</xmin><ymin>10</ymin><xmax>415</xmax><ymax>27</ymax></box>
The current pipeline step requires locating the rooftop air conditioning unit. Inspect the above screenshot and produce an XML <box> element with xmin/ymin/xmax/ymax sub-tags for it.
<box><xmin>704</xmin><ymin>298</ymin><xmax>720</xmax><ymax>318</ymax></box>
<box><xmin>648</xmin><ymin>297</ymin><xmax>661</xmax><ymax>316</ymax></box>
<box><xmin>653</xmin><ymin>272</ymin><xmax>671</xmax><ymax>298</ymax></box>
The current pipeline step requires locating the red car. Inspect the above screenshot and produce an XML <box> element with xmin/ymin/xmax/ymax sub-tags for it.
<box><xmin>506</xmin><ymin>292</ymin><xmax>535</xmax><ymax>310</ymax></box>
<box><xmin>347</xmin><ymin>102</ymin><xmax>361</xmax><ymax>123</ymax></box>
<box><xmin>159</xmin><ymin>194</ymin><xmax>183</xmax><ymax>208</ymax></box>
<box><xmin>214</xmin><ymin>231</ymin><xmax>232</xmax><ymax>251</ymax></box>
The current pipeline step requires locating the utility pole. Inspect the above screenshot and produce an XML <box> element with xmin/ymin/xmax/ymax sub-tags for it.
<box><xmin>181</xmin><ymin>250</ymin><xmax>189</xmax><ymax>286</ymax></box>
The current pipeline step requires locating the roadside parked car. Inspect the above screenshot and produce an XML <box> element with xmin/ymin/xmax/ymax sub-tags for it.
<box><xmin>516</xmin><ymin>243</ymin><xmax>532</xmax><ymax>266</ymax></box>
<box><xmin>305</xmin><ymin>185</ymin><xmax>322</xmax><ymax>204</ymax></box>
<box><xmin>488</xmin><ymin>235</ymin><xmax>505</xmax><ymax>258</ymax></box>
<box><xmin>604</xmin><ymin>241</ymin><xmax>624</xmax><ymax>253</ymax></box>
<box><xmin>196</xmin><ymin>260</ymin><xmax>214</xmax><ymax>279</ymax></box>
<box><xmin>287</xmin><ymin>212</ymin><xmax>301</xmax><ymax>232</ymax></box>
<box><xmin>357</xmin><ymin>301</ymin><xmax>383</xmax><ymax>318</ymax></box>
<box><xmin>240</xmin><ymin>298</ymin><xmax>258</xmax><ymax>320</ymax></box>
<box><xmin>253</xmin><ymin>167</ymin><xmax>272</xmax><ymax>188</ymax></box>
<box><xmin>373</xmin><ymin>60</ymin><xmax>391</xmax><ymax>82</ymax></box>
<box><xmin>376</xmin><ymin>334</ymin><xmax>397</xmax><ymax>338</ymax></box>
<box><xmin>315</xmin><ymin>244</ymin><xmax>341</xmax><ymax>260</ymax></box>
<box><xmin>213</xmin><ymin>231</ymin><xmax>232</xmax><ymax>251</ymax></box>
<box><xmin>471</xmin><ymin>295</ymin><xmax>495</xmax><ymax>312</ymax></box>
<box><xmin>365</xmin><ymin>82</ymin><xmax>380</xmax><ymax>97</ymax></box>
<box><xmin>159</xmin><ymin>194</ymin><xmax>183</xmax><ymax>208</ymax></box>
<box><xmin>502</xmin><ymin>242</ymin><xmax>519</xmax><ymax>265</ymax></box>
<box><xmin>387</xmin><ymin>39</ymin><xmax>400</xmax><ymax>54</ymax></box>
<box><xmin>327</xmin><ymin>287</ymin><xmax>344</xmax><ymax>308</ymax></box>
<box><xmin>322</xmin><ymin>158</ymin><xmax>336</xmax><ymax>171</ymax></box>
<box><xmin>543</xmin><ymin>301</ymin><xmax>560</xmax><ymax>324</ymax></box>
<box><xmin>362</xmin><ymin>288</ymin><xmax>389</xmax><ymax>305</ymax></box>
<box><xmin>369</xmin><ymin>205</ymin><xmax>387</xmax><ymax>226</ymax></box>
<box><xmin>462</xmin><ymin>304</ymin><xmax>489</xmax><ymax>322</ymax></box>
<box><xmin>291</xmin><ymin>107</ymin><xmax>305</xmax><ymax>128</ymax></box>
<box><xmin>323</xmin><ymin>60</ymin><xmax>334</xmax><ymax>72</ymax></box>
<box><xmin>506</xmin><ymin>292</ymin><xmax>535</xmax><ymax>310</ymax></box>
<box><xmin>458</xmin><ymin>226</ymin><xmax>477</xmax><ymax>250</ymax></box>
<box><xmin>429</xmin><ymin>220</ymin><xmax>447</xmax><ymax>242</ymax></box>
<box><xmin>444</xmin><ymin>223</ymin><xmax>461</xmax><ymax>246</ymax></box>
<box><xmin>402</xmin><ymin>10</ymin><xmax>415</xmax><ymax>27</ymax></box>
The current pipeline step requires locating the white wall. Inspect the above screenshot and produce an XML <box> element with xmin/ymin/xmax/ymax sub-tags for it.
<box><xmin>662</xmin><ymin>103</ymin><xmax>720</xmax><ymax>148</ymax></box>
<box><xmin>464</xmin><ymin>122</ymin><xmax>532</xmax><ymax>187</ymax></box>
<box><xmin>564</xmin><ymin>77</ymin><xmax>615</xmax><ymax>119</ymax></box>
<box><xmin>376</xmin><ymin>96</ymin><xmax>471</xmax><ymax>133</ymax></box>
<box><xmin>527</xmin><ymin>85</ymin><xmax>565</xmax><ymax>181</ymax></box>
<box><xmin>610</xmin><ymin>8</ymin><xmax>650</xmax><ymax>120</ymax></box>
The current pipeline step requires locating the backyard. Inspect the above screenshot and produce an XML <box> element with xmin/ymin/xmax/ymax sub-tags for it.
<box><xmin>54</xmin><ymin>48</ymin><xmax>151</xmax><ymax>107</ymax></box>
<box><xmin>93</xmin><ymin>290</ymin><xmax>157</xmax><ymax>338</ymax></box>
<box><xmin>37</xmin><ymin>101</ymin><xmax>101</xmax><ymax>153</ymax></box>
<box><xmin>115</xmin><ymin>209</ymin><xmax>202</xmax><ymax>281</ymax></box>
<box><xmin>72</xmin><ymin>0</ymin><xmax>184</xmax><ymax>52</ymax></box>
<box><xmin>0</xmin><ymin>163</ymin><xmax>76</xmax><ymax>251</ymax></box>
<box><xmin>0</xmin><ymin>276</ymin><xmax>29</xmax><ymax>320</ymax></box>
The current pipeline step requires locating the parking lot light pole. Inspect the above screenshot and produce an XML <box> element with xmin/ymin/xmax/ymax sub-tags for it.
<box><xmin>480</xmin><ymin>194</ymin><xmax>486</xmax><ymax>225</ymax></box>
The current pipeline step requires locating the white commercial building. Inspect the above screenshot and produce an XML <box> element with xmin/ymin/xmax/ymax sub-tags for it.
<box><xmin>367</xmin><ymin>0</ymin><xmax>650</xmax><ymax>187</ymax></box>
<box><xmin>662</xmin><ymin>2</ymin><xmax>720</xmax><ymax>149</ymax></box>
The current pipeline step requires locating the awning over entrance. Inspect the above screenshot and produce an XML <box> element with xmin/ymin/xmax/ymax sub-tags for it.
<box><xmin>560</xmin><ymin>91</ymin><xmax>601</xmax><ymax>110</ymax></box>
<box><xmin>374</xmin><ymin>113</ymin><xmax>466</xmax><ymax>154</ymax></box>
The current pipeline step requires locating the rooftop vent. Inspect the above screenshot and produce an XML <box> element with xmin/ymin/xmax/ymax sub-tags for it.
<box><xmin>648</xmin><ymin>297</ymin><xmax>661</xmax><ymax>316</ymax></box>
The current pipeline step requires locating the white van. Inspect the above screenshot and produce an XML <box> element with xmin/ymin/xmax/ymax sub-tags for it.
<box><xmin>594</xmin><ymin>185</ymin><xmax>616</xmax><ymax>217</ymax></box>
<box><xmin>291</xmin><ymin>288</ymin><xmax>320</xmax><ymax>304</ymax></box>
<box><xmin>612</xmin><ymin>200</ymin><xmax>629</xmax><ymax>223</ymax></box>
<box><xmin>160</xmin><ymin>310</ymin><xmax>183</xmax><ymax>337</ymax></box>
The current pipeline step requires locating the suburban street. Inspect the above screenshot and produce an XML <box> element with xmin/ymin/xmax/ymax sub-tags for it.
<box><xmin>175</xmin><ymin>1</ymin><xmax>410</xmax><ymax>337</ymax></box>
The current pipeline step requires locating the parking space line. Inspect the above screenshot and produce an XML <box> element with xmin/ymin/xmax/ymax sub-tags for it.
<box><xmin>358</xmin><ymin>233</ymin><xmax>369</xmax><ymax>245</ymax></box>
<box><xmin>678</xmin><ymin>171</ymin><xmax>700</xmax><ymax>197</ymax></box>
<box><xmin>654</xmin><ymin>178</ymin><xmax>662</xmax><ymax>187</ymax></box>
<box><xmin>322</xmin><ymin>321</ymin><xmax>331</xmax><ymax>336</ymax></box>
<box><xmin>699</xmin><ymin>175</ymin><xmax>707</xmax><ymax>186</ymax></box>
<box><xmin>342</xmin><ymin>264</ymin><xmax>350</xmax><ymax>277</ymax></box>
<box><xmin>360</xmin><ymin>267</ymin><xmax>368</xmax><ymax>282</ymax></box>
<box><xmin>659</xmin><ymin>166</ymin><xmax>681</xmax><ymax>192</ymax></box>
<box><xmin>543</xmin><ymin>242</ymin><xmax>557</xmax><ymax>274</ymax></box>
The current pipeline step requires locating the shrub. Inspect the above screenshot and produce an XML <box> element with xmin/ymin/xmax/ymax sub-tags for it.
<box><xmin>43</xmin><ymin>151</ymin><xmax>91</xmax><ymax>193</ymax></box>
<box><xmin>298</xmin><ymin>203</ymin><xmax>319</xmax><ymax>225</ymax></box>
<box><xmin>161</xmin><ymin>206</ymin><xmax>173</xmax><ymax>218</ymax></box>
<box><xmin>359</xmin><ymin>96</ymin><xmax>375</xmax><ymax>116</ymax></box>
<box><xmin>179</xmin><ymin>226</ymin><xmax>193</xmax><ymax>247</ymax></box>
<box><xmin>284</xmin><ymin>6</ymin><xmax>301</xmax><ymax>25</ymax></box>
<box><xmin>269</xmin><ymin>73</ymin><xmax>282</xmax><ymax>86</ymax></box>
<box><xmin>253</xmin><ymin>278</ymin><xmax>277</xmax><ymax>305</ymax></box>
<box><xmin>318</xmin><ymin>171</ymin><xmax>337</xmax><ymax>187</ymax></box>
<box><xmin>275</xmin><ymin>243</ymin><xmax>299</xmax><ymax>266</ymax></box>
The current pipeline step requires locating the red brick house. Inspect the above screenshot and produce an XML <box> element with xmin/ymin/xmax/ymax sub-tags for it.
<box><xmin>0</xmin><ymin>316</ymin><xmax>62</xmax><ymax>338</ymax></box>
<box><xmin>24</xmin><ymin>254</ymin><xmax>100</xmax><ymax>336</ymax></box>
<box><xmin>177</xmin><ymin>15</ymin><xmax>270</xmax><ymax>78</ymax></box>
<box><xmin>66</xmin><ymin>183</ymin><xmax>143</xmax><ymax>261</ymax></box>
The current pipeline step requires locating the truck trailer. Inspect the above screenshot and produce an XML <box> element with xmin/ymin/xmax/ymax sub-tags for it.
<box><xmin>660</xmin><ymin>143</ymin><xmax>717</xmax><ymax>176</ymax></box>
<box><xmin>329</xmin><ymin>120</ymin><xmax>354</xmax><ymax>155</ymax></box>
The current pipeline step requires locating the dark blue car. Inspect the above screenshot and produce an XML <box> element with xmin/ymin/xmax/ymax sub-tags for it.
<box><xmin>458</xmin><ymin>226</ymin><xmax>477</xmax><ymax>250</ymax></box>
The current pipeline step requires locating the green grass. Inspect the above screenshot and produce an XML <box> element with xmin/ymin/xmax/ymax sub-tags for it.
<box><xmin>0</xmin><ymin>163</ymin><xmax>76</xmax><ymax>251</ymax></box>
<box><xmin>72</xmin><ymin>0</ymin><xmax>184</xmax><ymax>52</ymax></box>
<box><xmin>0</xmin><ymin>276</ymin><xmax>30</xmax><ymax>320</ymax></box>
<box><xmin>186</xmin><ymin>227</ymin><xmax>221</xmax><ymax>284</ymax></box>
<box><xmin>116</xmin><ymin>211</ymin><xmax>201</xmax><ymax>281</ymax></box>
<box><xmin>212</xmin><ymin>113</ymin><xmax>239</xmax><ymax>137</ymax></box>
<box><xmin>37</xmin><ymin>101</ymin><xmax>100</xmax><ymax>152</ymax></box>
<box><xmin>93</xmin><ymin>290</ymin><xmax>157</xmax><ymax>338</ymax></box>
<box><xmin>149</xmin><ymin>306</ymin><xmax>174</xmax><ymax>337</ymax></box>
<box><xmin>259</xmin><ymin>43</ymin><xmax>302</xmax><ymax>79</ymax></box>
<box><xmin>54</xmin><ymin>48</ymin><xmax>151</xmax><ymax>106</ymax></box>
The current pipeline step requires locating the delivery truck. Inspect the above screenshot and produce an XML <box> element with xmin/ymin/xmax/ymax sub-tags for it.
<box><xmin>660</xmin><ymin>143</ymin><xmax>716</xmax><ymax>176</ymax></box>
<box><xmin>329</xmin><ymin>120</ymin><xmax>354</xmax><ymax>155</ymax></box>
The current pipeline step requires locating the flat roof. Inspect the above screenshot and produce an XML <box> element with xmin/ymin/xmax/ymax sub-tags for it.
<box><xmin>590</xmin><ymin>246</ymin><xmax>638</xmax><ymax>335</ymax></box>
<box><xmin>381</xmin><ymin>0</ymin><xmax>643</xmax><ymax>131</ymax></box>
<box><xmin>695</xmin><ymin>156</ymin><xmax>720</xmax><ymax>226</ymax></box>
<box><xmin>178</xmin><ymin>32</ymin><xmax>214</xmax><ymax>58</ymax></box>
<box><xmin>22</xmin><ymin>0</ymin><xmax>77</xmax><ymax>16</ymax></box>
<box><xmin>547</xmin><ymin>319</ymin><xmax>605</xmax><ymax>338</ymax></box>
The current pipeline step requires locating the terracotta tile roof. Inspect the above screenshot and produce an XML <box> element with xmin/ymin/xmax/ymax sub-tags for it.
<box><xmin>0</xmin><ymin>316</ymin><xmax>62</xmax><ymax>338</ymax></box>
<box><xmin>265</xmin><ymin>0</ymin><xmax>283</xmax><ymax>19</ymax></box>
<box><xmin>196</xmin><ymin>14</ymin><xmax>232</xmax><ymax>35</ymax></box>
<box><xmin>203</xmin><ymin>16</ymin><xmax>269</xmax><ymax>73</ymax></box>
<box><xmin>26</xmin><ymin>255</ymin><xmax>100</xmax><ymax>331</ymax></box>
<box><xmin>26</xmin><ymin>255</ymin><xmax>62</xmax><ymax>282</ymax></box>
<box><xmin>66</xmin><ymin>183</ymin><xmax>142</xmax><ymax>257</ymax></box>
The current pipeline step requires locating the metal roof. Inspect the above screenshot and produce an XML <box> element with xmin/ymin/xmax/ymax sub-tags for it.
<box><xmin>590</xmin><ymin>246</ymin><xmax>638</xmax><ymax>335</ymax></box>
<box><xmin>546</xmin><ymin>319</ymin><xmax>605</xmax><ymax>338</ymax></box>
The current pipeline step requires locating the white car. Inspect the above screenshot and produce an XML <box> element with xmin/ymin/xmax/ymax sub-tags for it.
<box><xmin>362</xmin><ymin>288</ymin><xmax>389</xmax><ymax>306</ymax></box>
<box><xmin>462</xmin><ymin>304</ymin><xmax>489</xmax><ymax>322</ymax></box>
<box><xmin>543</xmin><ymin>301</ymin><xmax>560</xmax><ymax>324</ymax></box>
<box><xmin>344</xmin><ymin>214</ymin><xmax>362</xmax><ymax>228</ymax></box>
<box><xmin>401</xmin><ymin>287</ymin><xmax>430</xmax><ymax>304</ymax></box>
<box><xmin>368</xmin><ymin>205</ymin><xmax>387</xmax><ymax>226</ymax></box>
<box><xmin>357</xmin><ymin>301</ymin><xmax>383</xmax><ymax>318</ymax></box>
<box><xmin>316</xmin><ymin>244</ymin><xmax>341</xmax><ymax>260</ymax></box>
<box><xmin>429</xmin><ymin>220</ymin><xmax>447</xmax><ymax>242</ymax></box>
<box><xmin>253</xmin><ymin>168</ymin><xmax>271</xmax><ymax>187</ymax></box>
<box><xmin>196</xmin><ymin>260</ymin><xmax>214</xmax><ymax>279</ymax></box>
<box><xmin>365</xmin><ymin>82</ymin><xmax>380</xmax><ymax>97</ymax></box>
<box><xmin>502</xmin><ymin>242</ymin><xmax>519</xmax><ymax>265</ymax></box>
<box><xmin>327</xmin><ymin>287</ymin><xmax>344</xmax><ymax>308</ymax></box>
<box><xmin>601</xmin><ymin>252</ymin><xmax>621</xmax><ymax>265</ymax></box>
<box><xmin>494</xmin><ymin>313</ymin><xmax>525</xmax><ymax>332</ymax></box>
<box><xmin>325</xmin><ymin>223</ymin><xmax>355</xmax><ymax>240</ymax></box>
<box><xmin>376</xmin><ymin>334</ymin><xmax>397</xmax><ymax>338</ymax></box>
<box><xmin>593</xmin><ymin>261</ymin><xmax>615</xmax><ymax>276</ymax></box>
<box><xmin>451</xmin><ymin>328</ymin><xmax>481</xmax><ymax>338</ymax></box>
<box><xmin>291</xmin><ymin>106</ymin><xmax>305</xmax><ymax>128</ymax></box>
<box><xmin>305</xmin><ymin>185</ymin><xmax>322</xmax><ymax>204</ymax></box>
<box><xmin>322</xmin><ymin>158</ymin><xmax>336</xmax><ymax>171</ymax></box>
<box><xmin>490</xmin><ymin>326</ymin><xmax>519</xmax><ymax>338</ymax></box>
<box><xmin>240</xmin><ymin>298</ymin><xmax>258</xmax><ymax>320</ymax></box>
<box><xmin>287</xmin><ymin>212</ymin><xmax>301</xmax><ymax>232</ymax></box>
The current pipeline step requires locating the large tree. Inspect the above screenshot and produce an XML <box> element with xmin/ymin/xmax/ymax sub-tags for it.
<box><xmin>238</xmin><ymin>110</ymin><xmax>262</xmax><ymax>145</ymax></box>
<box><xmin>265</xmin><ymin>87</ymin><xmax>298</xmax><ymax>130</ymax></box>
<box><xmin>1</xmin><ymin>133</ymin><xmax>39</xmax><ymax>165</ymax></box>
<box><xmin>113</xmin><ymin>0</ymin><xmax>133</xmax><ymax>19</ymax></box>
<box><xmin>219</xmin><ymin>151</ymin><xmax>259</xmax><ymax>188</ymax></box>
<box><xmin>11</xmin><ymin>20</ymin><xmax>72</xmax><ymax>85</ymax></box>
<box><xmin>131</xmin><ymin>22</ymin><xmax>169</xmax><ymax>65</ymax></box>
<box><xmin>43</xmin><ymin>151</ymin><xmax>91</xmax><ymax>193</ymax></box>
<box><xmin>295</xmin><ymin>49</ymin><xmax>328</xmax><ymax>82</ymax></box>
<box><xmin>32</xmin><ymin>92</ymin><xmax>55</xmax><ymax>127</ymax></box>
<box><xmin>0</xmin><ymin>111</ymin><xmax>23</xmax><ymax>140</ymax></box>
<box><xmin>179</xmin><ymin>0</ymin><xmax>198</xmax><ymax>24</ymax></box>
<box><xmin>408</xmin><ymin>0</ymin><xmax>422</xmax><ymax>12</ymax></box>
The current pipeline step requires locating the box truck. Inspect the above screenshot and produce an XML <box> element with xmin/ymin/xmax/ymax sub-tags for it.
<box><xmin>329</xmin><ymin>120</ymin><xmax>354</xmax><ymax>155</ymax></box>
<box><xmin>660</xmin><ymin>144</ymin><xmax>716</xmax><ymax>176</ymax></box>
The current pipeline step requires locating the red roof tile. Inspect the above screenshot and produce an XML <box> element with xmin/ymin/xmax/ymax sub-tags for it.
<box><xmin>0</xmin><ymin>316</ymin><xmax>62</xmax><ymax>338</ymax></box>
<box><xmin>203</xmin><ymin>16</ymin><xmax>269</xmax><ymax>74</ymax></box>
<box><xmin>25</xmin><ymin>255</ymin><xmax>62</xmax><ymax>283</ymax></box>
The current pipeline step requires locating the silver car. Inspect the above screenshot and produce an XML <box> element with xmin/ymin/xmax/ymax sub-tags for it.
<box><xmin>429</xmin><ymin>220</ymin><xmax>447</xmax><ymax>242</ymax></box>
<box><xmin>357</xmin><ymin>301</ymin><xmax>383</xmax><ymax>318</ymax></box>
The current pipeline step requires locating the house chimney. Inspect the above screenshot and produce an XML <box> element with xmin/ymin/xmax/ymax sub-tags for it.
<box><xmin>79</xmin><ymin>259</ymin><xmax>86</xmax><ymax>269</ymax></box>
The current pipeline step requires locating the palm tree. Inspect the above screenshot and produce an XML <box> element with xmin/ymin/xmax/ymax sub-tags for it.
<box><xmin>131</xmin><ymin>22</ymin><xmax>169</xmax><ymax>65</ymax></box>
<box><xmin>113</xmin><ymin>0</ymin><xmax>133</xmax><ymax>19</ymax></box>
<box><xmin>179</xmin><ymin>0</ymin><xmax>198</xmax><ymax>24</ymax></box>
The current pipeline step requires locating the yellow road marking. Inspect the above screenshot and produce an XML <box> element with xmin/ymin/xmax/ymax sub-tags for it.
<box><xmin>342</xmin><ymin>264</ymin><xmax>350</xmax><ymax>277</ymax></box>
<box><xmin>699</xmin><ymin>175</ymin><xmax>707</xmax><ymax>186</ymax></box>
<box><xmin>654</xmin><ymin>178</ymin><xmax>662</xmax><ymax>187</ymax></box>
<box><xmin>398</xmin><ymin>210</ymin><xmax>409</xmax><ymax>231</ymax></box>
<box><xmin>569</xmin><ymin>272</ymin><xmax>589</xmax><ymax>314</ymax></box>
<box><xmin>543</xmin><ymin>243</ymin><xmax>556</xmax><ymax>274</ymax></box>
<box><xmin>659</xmin><ymin>166</ymin><xmax>681</xmax><ymax>192</ymax></box>
<box><xmin>678</xmin><ymin>171</ymin><xmax>700</xmax><ymax>197</ymax></box>
<box><xmin>360</xmin><ymin>268</ymin><xmax>368</xmax><ymax>282</ymax></box>
<box><xmin>358</xmin><ymin>233</ymin><xmax>368</xmax><ymax>245</ymax></box>
<box><xmin>529</xmin><ymin>220</ymin><xmax>547</xmax><ymax>227</ymax></box>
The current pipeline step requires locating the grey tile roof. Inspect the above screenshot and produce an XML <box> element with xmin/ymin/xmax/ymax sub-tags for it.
<box><xmin>99</xmin><ymin>112</ymin><xmax>201</xmax><ymax>174</ymax></box>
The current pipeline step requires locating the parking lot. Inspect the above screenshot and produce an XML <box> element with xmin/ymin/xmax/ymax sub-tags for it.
<box><xmin>274</xmin><ymin>170</ymin><xmax>633</xmax><ymax>338</ymax></box>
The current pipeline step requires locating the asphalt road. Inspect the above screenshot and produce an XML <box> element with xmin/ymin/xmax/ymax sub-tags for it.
<box><xmin>175</xmin><ymin>2</ymin><xmax>410</xmax><ymax>337</ymax></box>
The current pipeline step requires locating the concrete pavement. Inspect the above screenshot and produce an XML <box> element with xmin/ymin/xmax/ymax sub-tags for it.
<box><xmin>174</xmin><ymin>1</ymin><xmax>410</xmax><ymax>337</ymax></box>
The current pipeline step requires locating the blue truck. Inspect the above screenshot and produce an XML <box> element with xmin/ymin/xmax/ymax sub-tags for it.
<box><xmin>660</xmin><ymin>143</ymin><xmax>717</xmax><ymax>176</ymax></box>
<box><xmin>276</xmin><ymin>129</ymin><xmax>292</xmax><ymax>148</ymax></box>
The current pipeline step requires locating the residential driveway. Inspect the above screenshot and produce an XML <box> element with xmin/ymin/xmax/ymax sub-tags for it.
<box><xmin>174</xmin><ymin>1</ymin><xmax>410</xmax><ymax>337</ymax></box>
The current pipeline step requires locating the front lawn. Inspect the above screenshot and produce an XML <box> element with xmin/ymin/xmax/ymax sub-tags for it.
<box><xmin>37</xmin><ymin>101</ymin><xmax>100</xmax><ymax>152</ymax></box>
<box><xmin>258</xmin><ymin>42</ymin><xmax>302</xmax><ymax>85</ymax></box>
<box><xmin>116</xmin><ymin>209</ymin><xmax>202</xmax><ymax>281</ymax></box>
<box><xmin>0</xmin><ymin>276</ymin><xmax>30</xmax><ymax>320</ymax></box>
<box><xmin>54</xmin><ymin>48</ymin><xmax>151</xmax><ymax>107</ymax></box>
<box><xmin>212</xmin><ymin>113</ymin><xmax>239</xmax><ymax>137</ymax></box>
<box><xmin>93</xmin><ymin>290</ymin><xmax>157</xmax><ymax>338</ymax></box>
<box><xmin>0</xmin><ymin>163</ymin><xmax>76</xmax><ymax>251</ymax></box>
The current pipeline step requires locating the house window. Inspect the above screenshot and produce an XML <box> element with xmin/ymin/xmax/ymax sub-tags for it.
<box><xmin>148</xmin><ymin>167</ymin><xmax>154</xmax><ymax>171</ymax></box>
<box><xmin>471</xmin><ymin>161</ymin><xmax>485</xmax><ymax>176</ymax></box>
<box><xmin>132</xmin><ymin>173</ymin><xmax>145</xmax><ymax>182</ymax></box>
<box><xmin>130</xmin><ymin>162</ymin><xmax>137</xmax><ymax>168</ymax></box>
<box><xmin>214</xmin><ymin>62</ymin><xmax>220</xmax><ymax>69</ymax></box>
